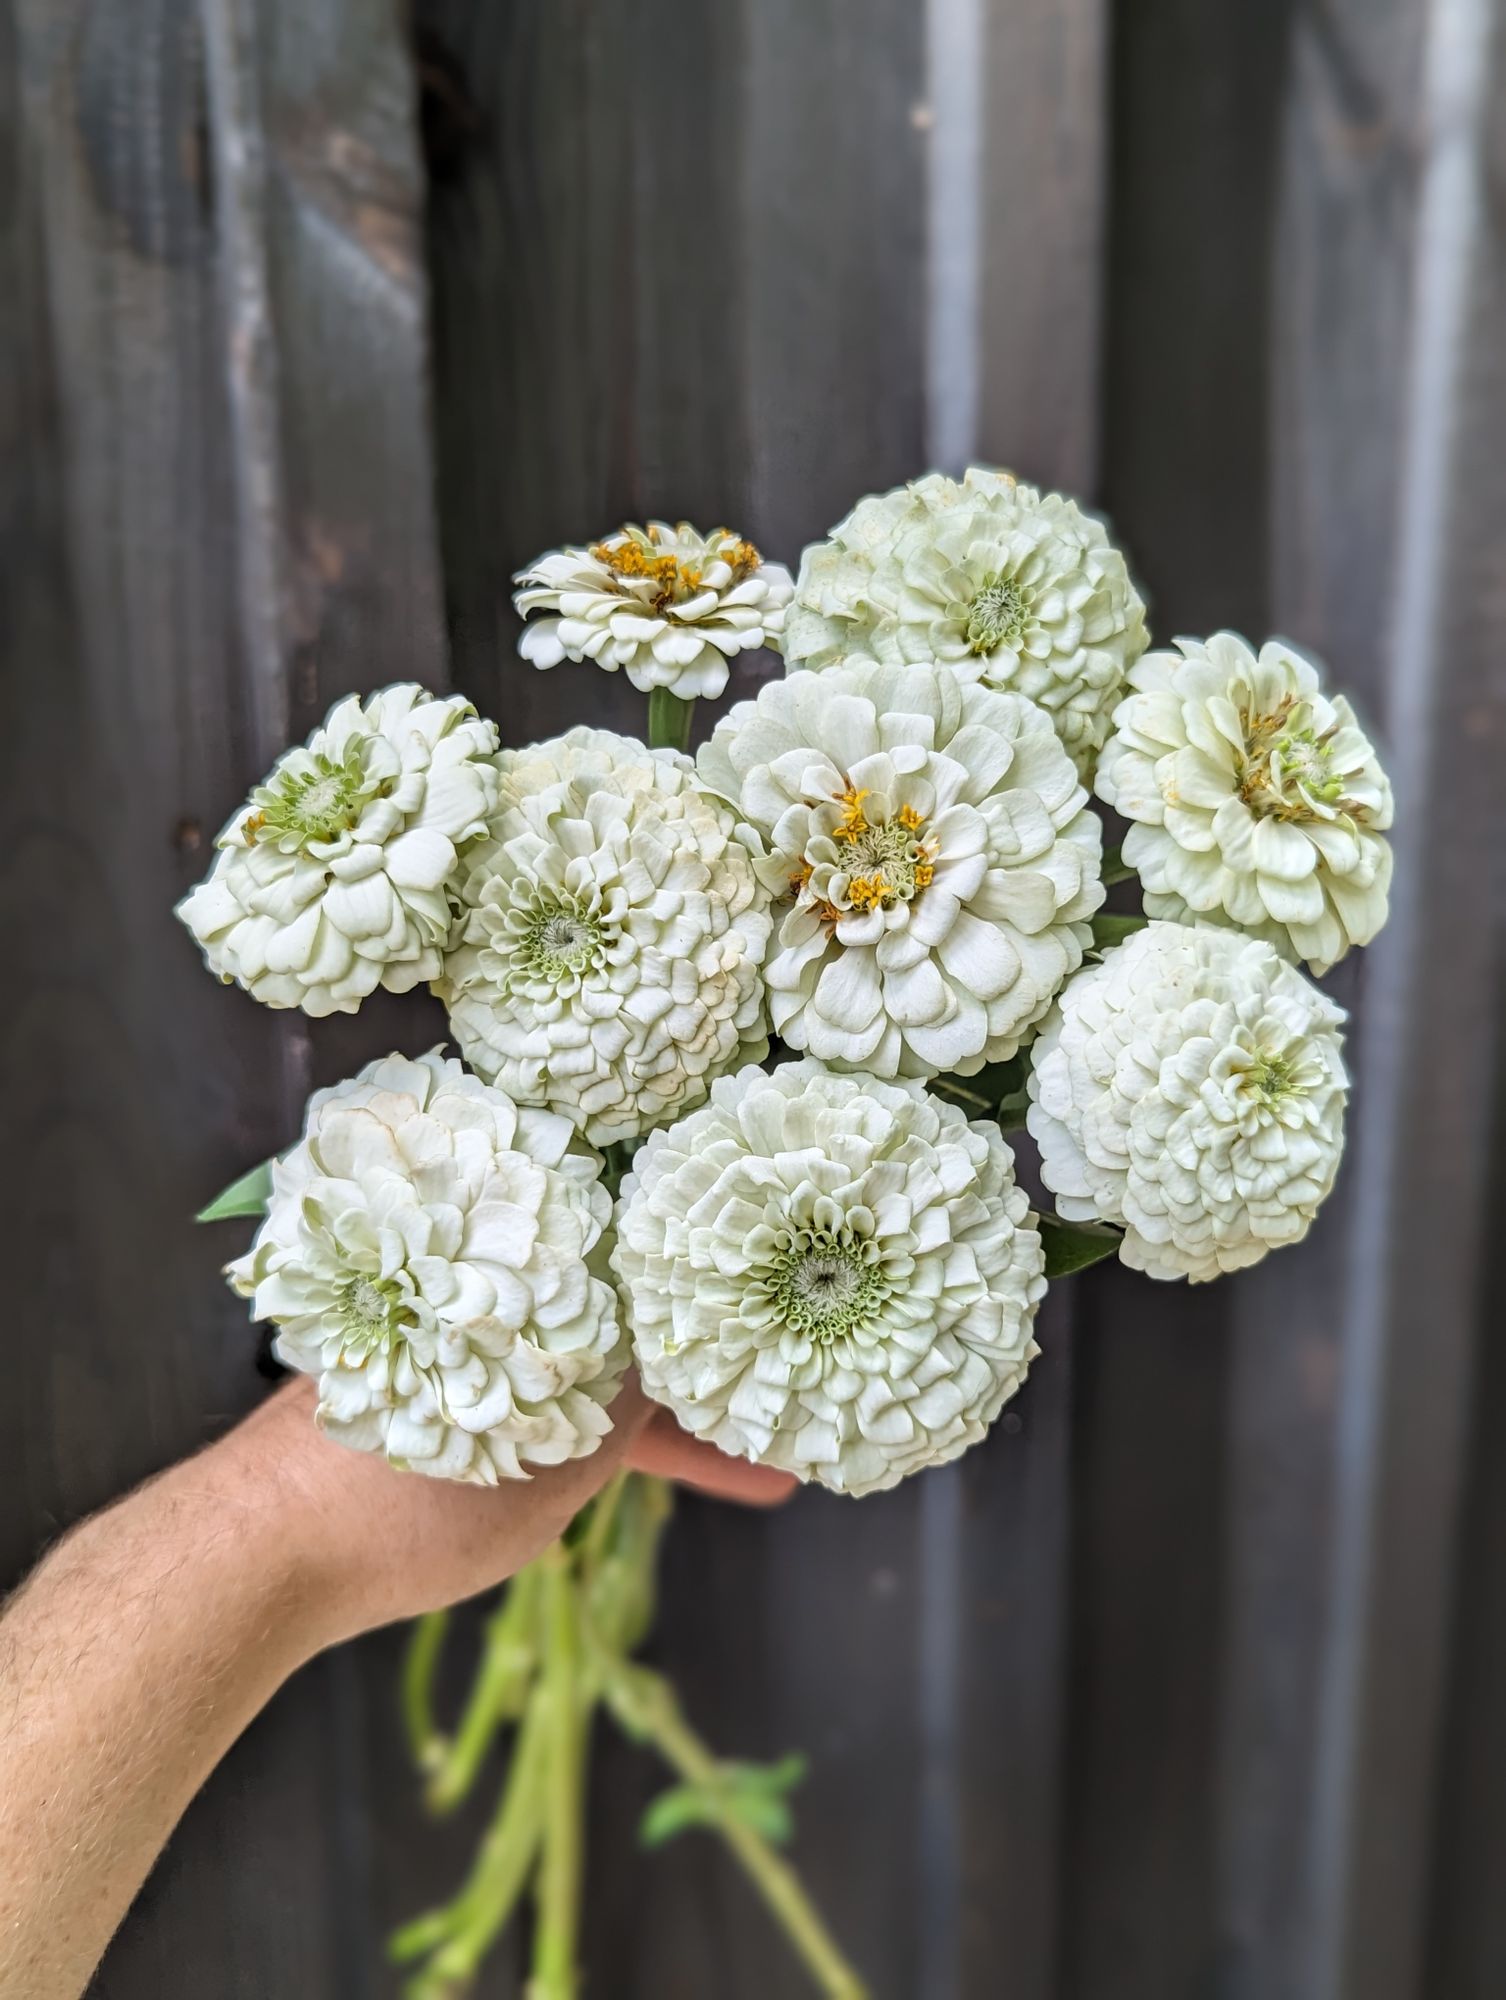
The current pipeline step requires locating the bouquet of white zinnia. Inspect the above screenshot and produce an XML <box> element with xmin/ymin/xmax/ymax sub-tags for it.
<box><xmin>182</xmin><ymin>480</ymin><xmax>1393</xmax><ymax>2000</ymax></box>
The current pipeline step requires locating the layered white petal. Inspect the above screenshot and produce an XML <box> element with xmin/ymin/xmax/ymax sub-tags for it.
<box><xmin>437</xmin><ymin>727</ymin><xmax>772</xmax><ymax>1146</ymax></box>
<box><xmin>229</xmin><ymin>1051</ymin><xmax>625</xmax><ymax>1482</ymax></box>
<box><xmin>1027</xmin><ymin>922</ymin><xmax>1349</xmax><ymax>1282</ymax></box>
<box><xmin>698</xmin><ymin>661</ymin><xmax>1103</xmax><ymax>1080</ymax></box>
<box><xmin>177</xmin><ymin>686</ymin><xmax>499</xmax><ymax>1015</ymax></box>
<box><xmin>784</xmin><ymin>467</ymin><xmax>1147</xmax><ymax>775</ymax></box>
<box><xmin>512</xmin><ymin>522</ymin><xmax>792</xmax><ymax>699</ymax></box>
<box><xmin>1095</xmin><ymin>633</ymin><xmax>1394</xmax><ymax>973</ymax></box>
<box><xmin>613</xmin><ymin>1060</ymin><xmax>1046</xmax><ymax>1496</ymax></box>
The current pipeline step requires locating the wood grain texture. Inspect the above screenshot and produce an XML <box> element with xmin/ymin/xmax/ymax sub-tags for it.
<box><xmin>0</xmin><ymin>4</ymin><xmax>349</xmax><ymax>1994</ymax></box>
<box><xmin>1282</xmin><ymin>4</ymin><xmax>1506</xmax><ymax>1996</ymax></box>
<box><xmin>1236</xmin><ymin>9</ymin><xmax>1427</xmax><ymax>1998</ymax></box>
<box><xmin>945</xmin><ymin>7</ymin><xmax>1109</xmax><ymax>1998</ymax></box>
<box><xmin>0</xmin><ymin>0</ymin><xmax>452</xmax><ymax>1993</ymax></box>
<box><xmin>977</xmin><ymin>0</ymin><xmax>1107</xmax><ymax>500</ymax></box>
<box><xmin>1062</xmin><ymin>5</ymin><xmax>1298</xmax><ymax>1996</ymax></box>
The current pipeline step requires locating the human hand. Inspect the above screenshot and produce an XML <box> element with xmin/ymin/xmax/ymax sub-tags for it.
<box><xmin>214</xmin><ymin>1373</ymin><xmax>793</xmax><ymax>1652</ymax></box>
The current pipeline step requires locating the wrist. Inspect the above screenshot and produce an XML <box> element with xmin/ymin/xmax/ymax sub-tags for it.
<box><xmin>191</xmin><ymin>1378</ymin><xmax>371</xmax><ymax>1662</ymax></box>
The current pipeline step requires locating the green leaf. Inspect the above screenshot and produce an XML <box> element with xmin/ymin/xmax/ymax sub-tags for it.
<box><xmin>1039</xmin><ymin>1216</ymin><xmax>1122</xmax><ymax>1278</ymax></box>
<box><xmin>933</xmin><ymin>1053</ymin><xmax>1033</xmax><ymax>1126</ymax></box>
<box><xmin>1101</xmin><ymin>842</ymin><xmax>1136</xmax><ymax>887</ymax></box>
<box><xmin>724</xmin><ymin>1790</ymin><xmax>795</xmax><ymax>1845</ymax></box>
<box><xmin>1090</xmin><ymin>912</ymin><xmax>1149</xmax><ymax>951</ymax></box>
<box><xmin>639</xmin><ymin>1783</ymin><xmax>721</xmax><ymax>1849</ymax></box>
<box><xmin>196</xmin><ymin>1158</ymin><xmax>275</xmax><ymax>1222</ymax></box>
<box><xmin>639</xmin><ymin>1754</ymin><xmax>807</xmax><ymax>1849</ymax></box>
<box><xmin>727</xmin><ymin>1752</ymin><xmax>807</xmax><ymax>1798</ymax></box>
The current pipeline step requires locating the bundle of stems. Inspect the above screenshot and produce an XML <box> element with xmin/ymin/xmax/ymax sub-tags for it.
<box><xmin>391</xmin><ymin>1472</ymin><xmax>868</xmax><ymax>1999</ymax></box>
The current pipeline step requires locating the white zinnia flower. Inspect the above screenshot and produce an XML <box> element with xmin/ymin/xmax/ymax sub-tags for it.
<box><xmin>437</xmin><ymin>727</ymin><xmax>772</xmax><ymax>1146</ymax></box>
<box><xmin>784</xmin><ymin>467</ymin><xmax>1147</xmax><ymax>774</ymax></box>
<box><xmin>1027</xmin><ymin>922</ymin><xmax>1349</xmax><ymax>1283</ymax></box>
<box><xmin>230</xmin><ymin>1051</ymin><xmax>624</xmax><ymax>1482</ymax></box>
<box><xmin>1095</xmin><ymin>633</ymin><xmax>1393</xmax><ymax>973</ymax></box>
<box><xmin>513</xmin><ymin>521</ymin><xmax>793</xmax><ymax>700</ymax></box>
<box><xmin>177</xmin><ymin>685</ymin><xmax>499</xmax><ymax>1015</ymax></box>
<box><xmin>696</xmin><ymin>662</ymin><xmax>1103</xmax><ymax>1079</ymax></box>
<box><xmin>613</xmin><ymin>1061</ymin><xmax>1045</xmax><ymax>1496</ymax></box>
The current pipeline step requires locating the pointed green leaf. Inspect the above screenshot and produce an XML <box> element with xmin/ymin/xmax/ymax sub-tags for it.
<box><xmin>723</xmin><ymin>1789</ymin><xmax>795</xmax><ymax>1845</ymax></box>
<box><xmin>1090</xmin><ymin>912</ymin><xmax>1149</xmax><ymax>951</ymax></box>
<box><xmin>933</xmin><ymin>1053</ymin><xmax>1033</xmax><ymax>1126</ymax></box>
<box><xmin>639</xmin><ymin>1783</ymin><xmax>721</xmax><ymax>1849</ymax></box>
<box><xmin>727</xmin><ymin>1752</ymin><xmax>807</xmax><ymax>1798</ymax></box>
<box><xmin>196</xmin><ymin>1158</ymin><xmax>275</xmax><ymax>1223</ymax></box>
<box><xmin>1039</xmin><ymin>1215</ymin><xmax>1122</xmax><ymax>1278</ymax></box>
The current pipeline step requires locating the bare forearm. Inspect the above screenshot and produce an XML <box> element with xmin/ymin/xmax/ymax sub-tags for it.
<box><xmin>0</xmin><ymin>1372</ymin><xmax>784</xmax><ymax>2000</ymax></box>
<box><xmin>0</xmin><ymin>1440</ymin><xmax>322</xmax><ymax>2000</ymax></box>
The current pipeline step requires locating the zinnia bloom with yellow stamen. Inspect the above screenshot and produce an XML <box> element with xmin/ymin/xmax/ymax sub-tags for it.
<box><xmin>696</xmin><ymin>661</ymin><xmax>1103</xmax><ymax>1079</ymax></box>
<box><xmin>513</xmin><ymin>521</ymin><xmax>793</xmax><ymax>700</ymax></box>
<box><xmin>1095</xmin><ymin>633</ymin><xmax>1393</xmax><ymax>972</ymax></box>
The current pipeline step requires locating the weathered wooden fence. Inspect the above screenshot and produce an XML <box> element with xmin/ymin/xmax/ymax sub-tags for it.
<box><xmin>3</xmin><ymin>2</ymin><xmax>1504</xmax><ymax>1996</ymax></box>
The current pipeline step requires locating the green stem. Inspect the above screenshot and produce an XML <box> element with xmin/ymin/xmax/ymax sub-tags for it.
<box><xmin>391</xmin><ymin>1679</ymin><xmax>550</xmax><ymax>1992</ymax></box>
<box><xmin>646</xmin><ymin>686</ymin><xmax>695</xmax><ymax>755</ymax></box>
<box><xmin>578</xmin><ymin>1472</ymin><xmax>630</xmax><ymax>1575</ymax></box>
<box><xmin>427</xmin><ymin>1567</ymin><xmax>543</xmax><ymax>1814</ymax></box>
<box><xmin>402</xmin><ymin>1610</ymin><xmax>451</xmax><ymax>1774</ymax></box>
<box><xmin>528</xmin><ymin>1547</ymin><xmax>589</xmax><ymax>2000</ymax></box>
<box><xmin>929</xmin><ymin>1077</ymin><xmax>994</xmax><ymax>1114</ymax></box>
<box><xmin>598</xmin><ymin>1657</ymin><xmax>869</xmax><ymax>2000</ymax></box>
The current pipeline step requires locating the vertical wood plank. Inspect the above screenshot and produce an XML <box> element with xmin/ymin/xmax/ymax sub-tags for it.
<box><xmin>1225</xmin><ymin>9</ymin><xmax>1426</xmax><ymax>1997</ymax></box>
<box><xmin>1066</xmin><ymin>4</ymin><xmax>1297</xmax><ymax>1996</ymax></box>
<box><xmin>932</xmin><ymin>6</ymin><xmax>1108</xmax><ymax>1999</ymax></box>
<box><xmin>1281</xmin><ymin>3</ymin><xmax>1506</xmax><ymax>1996</ymax></box>
<box><xmin>1</xmin><ymin>1</ymin><xmax>452</xmax><ymax>1993</ymax></box>
<box><xmin>0</xmin><ymin>3</ymin><xmax>351</xmax><ymax>1994</ymax></box>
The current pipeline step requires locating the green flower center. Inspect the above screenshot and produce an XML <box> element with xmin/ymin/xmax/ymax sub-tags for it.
<box><xmin>1237</xmin><ymin>698</ymin><xmax>1351</xmax><ymax>821</ymax></box>
<box><xmin>334</xmin><ymin>1273</ymin><xmax>412</xmax><ymax>1360</ymax></box>
<box><xmin>249</xmin><ymin>748</ymin><xmax>382</xmax><ymax>847</ymax></box>
<box><xmin>820</xmin><ymin>791</ymin><xmax>936</xmax><ymax>913</ymax></box>
<box><xmin>1249</xmin><ymin>1053</ymin><xmax>1295</xmax><ymax>1102</ymax></box>
<box><xmin>966</xmin><ymin>571</ymin><xmax>1030</xmax><ymax>654</ymax></box>
<box><xmin>523</xmin><ymin>898</ymin><xmax>603</xmax><ymax>980</ymax></box>
<box><xmin>771</xmin><ymin>1239</ymin><xmax>885</xmax><ymax>1340</ymax></box>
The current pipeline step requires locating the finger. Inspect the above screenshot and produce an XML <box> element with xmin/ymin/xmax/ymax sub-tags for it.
<box><xmin>626</xmin><ymin>1406</ymin><xmax>800</xmax><ymax>1507</ymax></box>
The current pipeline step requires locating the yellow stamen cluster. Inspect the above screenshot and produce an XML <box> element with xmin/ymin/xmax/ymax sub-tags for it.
<box><xmin>833</xmin><ymin>787</ymin><xmax>871</xmax><ymax>842</ymax></box>
<box><xmin>590</xmin><ymin>536</ymin><xmax>704</xmax><ymax>610</ymax></box>
<box><xmin>913</xmin><ymin>858</ymin><xmax>936</xmax><ymax>890</ymax></box>
<box><xmin>719</xmin><ymin>535</ymin><xmax>762</xmax><ymax>581</ymax></box>
<box><xmin>848</xmin><ymin>875</ymin><xmax>891</xmax><ymax>913</ymax></box>
<box><xmin>897</xmin><ymin>803</ymin><xmax>926</xmax><ymax>832</ymax></box>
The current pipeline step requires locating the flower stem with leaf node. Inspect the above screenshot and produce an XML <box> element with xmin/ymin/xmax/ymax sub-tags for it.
<box><xmin>393</xmin><ymin>1473</ymin><xmax>864</xmax><ymax>2000</ymax></box>
<box><xmin>583</xmin><ymin>1628</ymin><xmax>869</xmax><ymax>1999</ymax></box>
<box><xmin>647</xmin><ymin>688</ymin><xmax>695</xmax><ymax>755</ymax></box>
